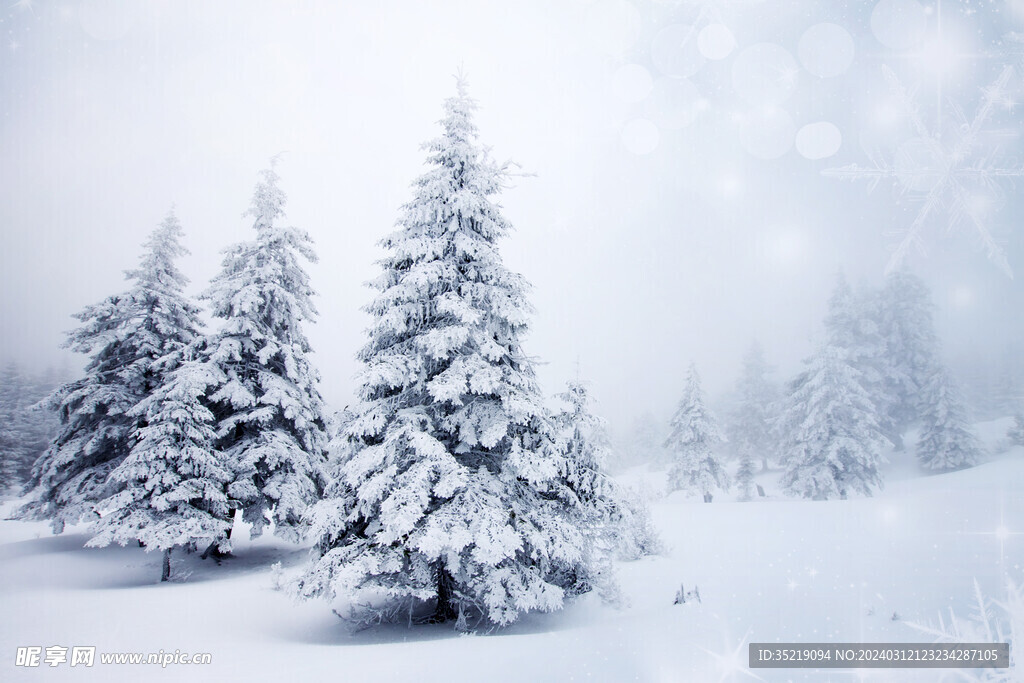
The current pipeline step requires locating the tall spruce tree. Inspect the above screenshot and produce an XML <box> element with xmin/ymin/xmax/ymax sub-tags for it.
<box><xmin>0</xmin><ymin>362</ymin><xmax>32</xmax><ymax>492</ymax></box>
<box><xmin>779</xmin><ymin>344</ymin><xmax>890</xmax><ymax>500</ymax></box>
<box><xmin>823</xmin><ymin>274</ymin><xmax>888</xmax><ymax>403</ymax></box>
<box><xmin>17</xmin><ymin>369</ymin><xmax>61</xmax><ymax>483</ymax></box>
<box><xmin>665</xmin><ymin>363</ymin><xmax>729</xmax><ymax>502</ymax></box>
<box><xmin>21</xmin><ymin>210</ymin><xmax>201</xmax><ymax>532</ymax></box>
<box><xmin>201</xmin><ymin>164</ymin><xmax>328</xmax><ymax>544</ymax></box>
<box><xmin>296</xmin><ymin>79</ymin><xmax>592</xmax><ymax>627</ymax></box>
<box><xmin>915</xmin><ymin>365</ymin><xmax>983</xmax><ymax>471</ymax></box>
<box><xmin>728</xmin><ymin>341</ymin><xmax>778</xmax><ymax>481</ymax></box>
<box><xmin>0</xmin><ymin>421</ymin><xmax>18</xmax><ymax>495</ymax></box>
<box><xmin>875</xmin><ymin>270</ymin><xmax>939</xmax><ymax>448</ymax></box>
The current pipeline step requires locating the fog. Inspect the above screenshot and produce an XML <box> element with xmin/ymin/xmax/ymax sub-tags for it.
<box><xmin>2</xmin><ymin>0</ymin><xmax>1022</xmax><ymax>433</ymax></box>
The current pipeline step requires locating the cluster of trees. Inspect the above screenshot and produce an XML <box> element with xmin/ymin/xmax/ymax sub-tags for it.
<box><xmin>0</xmin><ymin>364</ymin><xmax>62</xmax><ymax>494</ymax></box>
<box><xmin>13</xmin><ymin>81</ymin><xmax>657</xmax><ymax>626</ymax></box>
<box><xmin>18</xmin><ymin>165</ymin><xmax>329</xmax><ymax>582</ymax></box>
<box><xmin>661</xmin><ymin>272</ymin><xmax>988</xmax><ymax>503</ymax></box>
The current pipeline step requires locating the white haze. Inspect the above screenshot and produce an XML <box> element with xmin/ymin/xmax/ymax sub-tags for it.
<box><xmin>1</xmin><ymin>0</ymin><xmax>1022</xmax><ymax>434</ymax></box>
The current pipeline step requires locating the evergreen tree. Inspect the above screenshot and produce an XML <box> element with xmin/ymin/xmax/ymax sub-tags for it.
<box><xmin>915</xmin><ymin>365</ymin><xmax>983</xmax><ymax>471</ymax></box>
<box><xmin>16</xmin><ymin>369</ymin><xmax>62</xmax><ymax>482</ymax></box>
<box><xmin>779</xmin><ymin>345</ymin><xmax>890</xmax><ymax>500</ymax></box>
<box><xmin>87</xmin><ymin>352</ymin><xmax>231</xmax><ymax>581</ymax></box>
<box><xmin>554</xmin><ymin>377</ymin><xmax>612</xmax><ymax>480</ymax></box>
<box><xmin>665</xmin><ymin>363</ymin><xmax>729</xmax><ymax>502</ymax></box>
<box><xmin>735</xmin><ymin>456</ymin><xmax>756</xmax><ymax>502</ymax></box>
<box><xmin>553</xmin><ymin>377</ymin><xmax>660</xmax><ymax>566</ymax></box>
<box><xmin>728</xmin><ymin>341</ymin><xmax>779</xmax><ymax>479</ymax></box>
<box><xmin>0</xmin><ymin>421</ymin><xmax>18</xmax><ymax>495</ymax></box>
<box><xmin>295</xmin><ymin>79</ymin><xmax>591</xmax><ymax>627</ymax></box>
<box><xmin>825</xmin><ymin>276</ymin><xmax>888</xmax><ymax>391</ymax></box>
<box><xmin>875</xmin><ymin>270</ymin><xmax>939</xmax><ymax>448</ymax></box>
<box><xmin>0</xmin><ymin>362</ymin><xmax>32</xmax><ymax>492</ymax></box>
<box><xmin>201</xmin><ymin>164</ymin><xmax>329</xmax><ymax>544</ymax></box>
<box><xmin>20</xmin><ymin>210</ymin><xmax>200</xmax><ymax>532</ymax></box>
<box><xmin>1008</xmin><ymin>413</ymin><xmax>1024</xmax><ymax>447</ymax></box>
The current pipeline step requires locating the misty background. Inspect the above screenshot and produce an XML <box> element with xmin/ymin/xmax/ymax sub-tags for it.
<box><xmin>2</xmin><ymin>0</ymin><xmax>1022</xmax><ymax>439</ymax></box>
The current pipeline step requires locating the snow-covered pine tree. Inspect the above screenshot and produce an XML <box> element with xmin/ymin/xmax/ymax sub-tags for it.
<box><xmin>201</xmin><ymin>164</ymin><xmax>329</xmax><ymax>544</ymax></box>
<box><xmin>728</xmin><ymin>341</ymin><xmax>779</xmax><ymax>486</ymax></box>
<box><xmin>87</xmin><ymin>349</ymin><xmax>231</xmax><ymax>581</ymax></box>
<box><xmin>735</xmin><ymin>456</ymin><xmax>756</xmax><ymax>502</ymax></box>
<box><xmin>779</xmin><ymin>344</ymin><xmax>890</xmax><ymax>500</ymax></box>
<box><xmin>1010</xmin><ymin>414</ymin><xmax>1024</xmax><ymax>447</ymax></box>
<box><xmin>554</xmin><ymin>377</ymin><xmax>612</xmax><ymax>482</ymax></box>
<box><xmin>16</xmin><ymin>370</ymin><xmax>61</xmax><ymax>483</ymax></box>
<box><xmin>553</xmin><ymin>376</ymin><xmax>660</xmax><ymax>565</ymax></box>
<box><xmin>915</xmin><ymin>365</ymin><xmax>983</xmax><ymax>471</ymax></box>
<box><xmin>295</xmin><ymin>79</ymin><xmax>591</xmax><ymax>628</ymax></box>
<box><xmin>823</xmin><ymin>276</ymin><xmax>889</xmax><ymax>418</ymax></box>
<box><xmin>875</xmin><ymin>270</ymin><xmax>939</xmax><ymax>448</ymax></box>
<box><xmin>665</xmin><ymin>363</ymin><xmax>729</xmax><ymax>502</ymax></box>
<box><xmin>0</xmin><ymin>362</ymin><xmax>32</xmax><ymax>493</ymax></box>
<box><xmin>0</xmin><ymin>420</ymin><xmax>18</xmax><ymax>495</ymax></box>
<box><xmin>20</xmin><ymin>210</ymin><xmax>201</xmax><ymax>532</ymax></box>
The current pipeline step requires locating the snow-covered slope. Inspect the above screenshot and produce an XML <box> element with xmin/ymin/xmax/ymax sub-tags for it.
<box><xmin>1</xmin><ymin>426</ymin><xmax>1021</xmax><ymax>682</ymax></box>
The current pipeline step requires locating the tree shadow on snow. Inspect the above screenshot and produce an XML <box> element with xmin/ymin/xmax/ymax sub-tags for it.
<box><xmin>1</xmin><ymin>532</ymin><xmax>311</xmax><ymax>591</ymax></box>
<box><xmin>277</xmin><ymin>593</ymin><xmax>605</xmax><ymax>647</ymax></box>
<box><xmin>0</xmin><ymin>531</ymin><xmax>94</xmax><ymax>561</ymax></box>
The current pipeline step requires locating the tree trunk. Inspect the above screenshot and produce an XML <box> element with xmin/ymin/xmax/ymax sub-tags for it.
<box><xmin>200</xmin><ymin>513</ymin><xmax>234</xmax><ymax>561</ymax></box>
<box><xmin>431</xmin><ymin>564</ymin><xmax>458</xmax><ymax>623</ymax></box>
<box><xmin>161</xmin><ymin>548</ymin><xmax>171</xmax><ymax>582</ymax></box>
<box><xmin>756</xmin><ymin>484</ymin><xmax>766</xmax><ymax>497</ymax></box>
<box><xmin>761</xmin><ymin>457</ymin><xmax>769</xmax><ymax>472</ymax></box>
<box><xmin>703</xmin><ymin>493</ymin><xmax>713</xmax><ymax>503</ymax></box>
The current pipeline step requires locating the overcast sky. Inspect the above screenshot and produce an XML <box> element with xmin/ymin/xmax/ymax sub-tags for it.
<box><xmin>2</xmin><ymin>0</ymin><xmax>1022</xmax><ymax>432</ymax></box>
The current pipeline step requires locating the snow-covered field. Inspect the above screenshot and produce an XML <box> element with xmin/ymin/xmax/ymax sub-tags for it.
<box><xmin>2</xmin><ymin>419</ymin><xmax>1020</xmax><ymax>682</ymax></box>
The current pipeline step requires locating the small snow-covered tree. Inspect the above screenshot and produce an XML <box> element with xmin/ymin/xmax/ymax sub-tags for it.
<box><xmin>553</xmin><ymin>377</ymin><xmax>660</xmax><ymax>566</ymax></box>
<box><xmin>554</xmin><ymin>377</ymin><xmax>612</xmax><ymax>480</ymax></box>
<box><xmin>734</xmin><ymin>456</ymin><xmax>756</xmax><ymax>502</ymax></box>
<box><xmin>201</xmin><ymin>164</ymin><xmax>329</xmax><ymax>544</ymax></box>
<box><xmin>87</xmin><ymin>352</ymin><xmax>231</xmax><ymax>582</ymax></box>
<box><xmin>875</xmin><ymin>270</ymin><xmax>939</xmax><ymax>447</ymax></box>
<box><xmin>21</xmin><ymin>210</ymin><xmax>201</xmax><ymax>532</ymax></box>
<box><xmin>779</xmin><ymin>344</ymin><xmax>890</xmax><ymax>500</ymax></box>
<box><xmin>915</xmin><ymin>366</ymin><xmax>983</xmax><ymax>471</ymax></box>
<box><xmin>728</xmin><ymin>341</ymin><xmax>779</xmax><ymax>479</ymax></box>
<box><xmin>295</xmin><ymin>79</ymin><xmax>592</xmax><ymax>628</ymax></box>
<box><xmin>665</xmin><ymin>363</ymin><xmax>729</xmax><ymax>502</ymax></box>
<box><xmin>1009</xmin><ymin>414</ymin><xmax>1024</xmax><ymax>447</ymax></box>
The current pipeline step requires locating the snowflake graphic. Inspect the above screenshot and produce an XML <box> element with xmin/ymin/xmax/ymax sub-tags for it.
<box><xmin>903</xmin><ymin>577</ymin><xmax>1022</xmax><ymax>682</ymax></box>
<box><xmin>823</xmin><ymin>65</ymin><xmax>1023</xmax><ymax>277</ymax></box>
<box><xmin>696</xmin><ymin>628</ymin><xmax>766</xmax><ymax>682</ymax></box>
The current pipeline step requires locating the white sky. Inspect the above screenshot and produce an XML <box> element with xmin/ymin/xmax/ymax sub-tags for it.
<box><xmin>2</xmin><ymin>0</ymin><xmax>1022</xmax><ymax>432</ymax></box>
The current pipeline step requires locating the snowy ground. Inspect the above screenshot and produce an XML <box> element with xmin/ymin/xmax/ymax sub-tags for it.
<box><xmin>2</xmin><ymin>419</ymin><xmax>1021</xmax><ymax>682</ymax></box>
